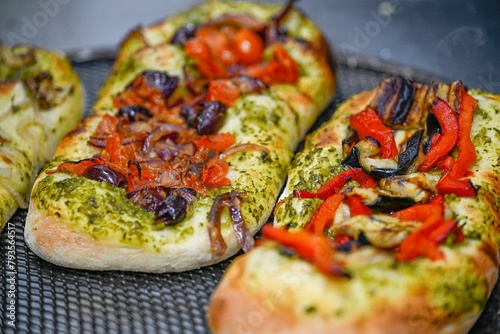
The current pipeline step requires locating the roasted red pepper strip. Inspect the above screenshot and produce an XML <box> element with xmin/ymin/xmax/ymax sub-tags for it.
<box><xmin>261</xmin><ymin>225</ymin><xmax>348</xmax><ymax>277</ymax></box>
<box><xmin>395</xmin><ymin>204</ymin><xmax>464</xmax><ymax>262</ymax></box>
<box><xmin>436</xmin><ymin>155</ymin><xmax>455</xmax><ymax>172</ymax></box>
<box><xmin>48</xmin><ymin>158</ymin><xmax>105</xmax><ymax>176</ymax></box>
<box><xmin>349</xmin><ymin>108</ymin><xmax>398</xmax><ymax>159</ymax></box>
<box><xmin>396</xmin><ymin>210</ymin><xmax>445</xmax><ymax>261</ymax></box>
<box><xmin>195</xmin><ymin>133</ymin><xmax>236</xmax><ymax>152</ymax></box>
<box><xmin>345</xmin><ymin>195</ymin><xmax>372</xmax><ymax>216</ymax></box>
<box><xmin>334</xmin><ymin>234</ymin><xmax>352</xmax><ymax>248</ymax></box>
<box><xmin>437</xmin><ymin>87</ymin><xmax>478</xmax><ymax>197</ymax></box>
<box><xmin>392</xmin><ymin>203</ymin><xmax>443</xmax><ymax>221</ymax></box>
<box><xmin>305</xmin><ymin>194</ymin><xmax>345</xmax><ymax>234</ymax></box>
<box><xmin>294</xmin><ymin>168</ymin><xmax>376</xmax><ymax>200</ymax></box>
<box><xmin>418</xmin><ymin>98</ymin><xmax>459</xmax><ymax>172</ymax></box>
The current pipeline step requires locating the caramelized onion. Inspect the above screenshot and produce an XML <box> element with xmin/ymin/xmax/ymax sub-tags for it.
<box><xmin>220</xmin><ymin>143</ymin><xmax>270</xmax><ymax>159</ymax></box>
<box><xmin>208</xmin><ymin>191</ymin><xmax>253</xmax><ymax>256</ymax></box>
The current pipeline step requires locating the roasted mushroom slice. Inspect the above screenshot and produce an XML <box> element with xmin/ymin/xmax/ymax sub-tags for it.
<box><xmin>329</xmin><ymin>214</ymin><xmax>420</xmax><ymax>248</ymax></box>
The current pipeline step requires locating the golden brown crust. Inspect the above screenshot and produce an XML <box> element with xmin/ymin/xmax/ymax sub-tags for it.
<box><xmin>208</xmin><ymin>249</ymin><xmax>481</xmax><ymax>334</ymax></box>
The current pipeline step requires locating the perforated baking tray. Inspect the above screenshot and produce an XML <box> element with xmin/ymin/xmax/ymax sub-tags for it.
<box><xmin>0</xmin><ymin>54</ymin><xmax>498</xmax><ymax>334</ymax></box>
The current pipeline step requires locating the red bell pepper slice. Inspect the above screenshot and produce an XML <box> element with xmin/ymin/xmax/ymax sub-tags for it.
<box><xmin>48</xmin><ymin>158</ymin><xmax>106</xmax><ymax>176</ymax></box>
<box><xmin>305</xmin><ymin>194</ymin><xmax>345</xmax><ymax>234</ymax></box>
<box><xmin>418</xmin><ymin>98</ymin><xmax>459</xmax><ymax>172</ymax></box>
<box><xmin>294</xmin><ymin>168</ymin><xmax>376</xmax><ymax>200</ymax></box>
<box><xmin>349</xmin><ymin>108</ymin><xmax>398</xmax><ymax>159</ymax></box>
<box><xmin>396</xmin><ymin>210</ymin><xmax>446</xmax><ymax>262</ymax></box>
<box><xmin>395</xmin><ymin>203</ymin><xmax>464</xmax><ymax>262</ymax></box>
<box><xmin>334</xmin><ymin>234</ymin><xmax>352</xmax><ymax>248</ymax></box>
<box><xmin>261</xmin><ymin>225</ymin><xmax>348</xmax><ymax>277</ymax></box>
<box><xmin>392</xmin><ymin>203</ymin><xmax>444</xmax><ymax>222</ymax></box>
<box><xmin>428</xmin><ymin>194</ymin><xmax>445</xmax><ymax>206</ymax></box>
<box><xmin>345</xmin><ymin>195</ymin><xmax>372</xmax><ymax>217</ymax></box>
<box><xmin>437</xmin><ymin>87</ymin><xmax>477</xmax><ymax>197</ymax></box>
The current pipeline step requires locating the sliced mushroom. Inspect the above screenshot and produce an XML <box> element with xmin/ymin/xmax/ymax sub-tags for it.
<box><xmin>330</xmin><ymin>214</ymin><xmax>420</xmax><ymax>248</ymax></box>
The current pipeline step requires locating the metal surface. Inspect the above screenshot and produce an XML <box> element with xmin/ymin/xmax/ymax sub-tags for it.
<box><xmin>0</xmin><ymin>56</ymin><xmax>499</xmax><ymax>334</ymax></box>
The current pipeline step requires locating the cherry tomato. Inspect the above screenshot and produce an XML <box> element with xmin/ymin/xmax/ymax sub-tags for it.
<box><xmin>233</xmin><ymin>28</ymin><xmax>263</xmax><ymax>65</ymax></box>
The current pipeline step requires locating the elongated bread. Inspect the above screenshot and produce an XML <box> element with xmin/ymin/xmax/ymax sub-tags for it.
<box><xmin>25</xmin><ymin>0</ymin><xmax>336</xmax><ymax>272</ymax></box>
<box><xmin>0</xmin><ymin>44</ymin><xmax>83</xmax><ymax>230</ymax></box>
<box><xmin>208</xmin><ymin>79</ymin><xmax>500</xmax><ymax>333</ymax></box>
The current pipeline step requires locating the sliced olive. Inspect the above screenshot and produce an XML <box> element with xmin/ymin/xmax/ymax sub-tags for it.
<box><xmin>170</xmin><ymin>23</ymin><xmax>197</xmax><ymax>46</ymax></box>
<box><xmin>156</xmin><ymin>195</ymin><xmax>187</xmax><ymax>225</ymax></box>
<box><xmin>117</xmin><ymin>105</ymin><xmax>152</xmax><ymax>121</ymax></box>
<box><xmin>84</xmin><ymin>165</ymin><xmax>128</xmax><ymax>189</ymax></box>
<box><xmin>197</xmin><ymin>101</ymin><xmax>226</xmax><ymax>135</ymax></box>
<box><xmin>180</xmin><ymin>105</ymin><xmax>199</xmax><ymax>128</ymax></box>
<box><xmin>142</xmin><ymin>71</ymin><xmax>179</xmax><ymax>99</ymax></box>
<box><xmin>127</xmin><ymin>187</ymin><xmax>165</xmax><ymax>213</ymax></box>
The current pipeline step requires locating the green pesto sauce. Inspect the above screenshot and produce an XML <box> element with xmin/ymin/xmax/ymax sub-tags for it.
<box><xmin>32</xmin><ymin>175</ymin><xmax>161</xmax><ymax>247</ymax></box>
<box><xmin>274</xmin><ymin>196</ymin><xmax>321</xmax><ymax>229</ymax></box>
<box><xmin>291</xmin><ymin>148</ymin><xmax>345</xmax><ymax>192</ymax></box>
<box><xmin>425</xmin><ymin>265</ymin><xmax>488</xmax><ymax>315</ymax></box>
<box><xmin>350</xmin><ymin>256</ymin><xmax>488</xmax><ymax>316</ymax></box>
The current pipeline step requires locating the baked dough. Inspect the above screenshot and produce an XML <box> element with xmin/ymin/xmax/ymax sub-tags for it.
<box><xmin>0</xmin><ymin>44</ymin><xmax>84</xmax><ymax>230</ymax></box>
<box><xmin>208</xmin><ymin>79</ymin><xmax>500</xmax><ymax>333</ymax></box>
<box><xmin>24</xmin><ymin>0</ymin><xmax>336</xmax><ymax>272</ymax></box>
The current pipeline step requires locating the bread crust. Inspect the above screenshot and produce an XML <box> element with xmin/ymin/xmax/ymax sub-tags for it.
<box><xmin>208</xmin><ymin>244</ymin><xmax>493</xmax><ymax>334</ymax></box>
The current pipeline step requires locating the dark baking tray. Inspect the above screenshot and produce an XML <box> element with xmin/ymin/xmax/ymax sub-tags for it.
<box><xmin>0</xmin><ymin>54</ymin><xmax>498</xmax><ymax>334</ymax></box>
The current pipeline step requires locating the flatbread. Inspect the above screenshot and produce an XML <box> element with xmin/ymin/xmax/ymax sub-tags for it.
<box><xmin>208</xmin><ymin>78</ymin><xmax>500</xmax><ymax>333</ymax></box>
<box><xmin>0</xmin><ymin>44</ymin><xmax>84</xmax><ymax>230</ymax></box>
<box><xmin>24</xmin><ymin>0</ymin><xmax>336</xmax><ymax>272</ymax></box>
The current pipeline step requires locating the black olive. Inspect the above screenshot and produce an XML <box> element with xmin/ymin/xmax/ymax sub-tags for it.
<box><xmin>84</xmin><ymin>165</ymin><xmax>128</xmax><ymax>189</ymax></box>
<box><xmin>117</xmin><ymin>105</ymin><xmax>152</xmax><ymax>121</ymax></box>
<box><xmin>187</xmin><ymin>163</ymin><xmax>203</xmax><ymax>178</ymax></box>
<box><xmin>127</xmin><ymin>188</ymin><xmax>164</xmax><ymax>212</ymax></box>
<box><xmin>196</xmin><ymin>101</ymin><xmax>226</xmax><ymax>135</ymax></box>
<box><xmin>170</xmin><ymin>23</ymin><xmax>197</xmax><ymax>46</ymax></box>
<box><xmin>180</xmin><ymin>105</ymin><xmax>199</xmax><ymax>128</ymax></box>
<box><xmin>141</xmin><ymin>71</ymin><xmax>179</xmax><ymax>99</ymax></box>
<box><xmin>155</xmin><ymin>195</ymin><xmax>187</xmax><ymax>225</ymax></box>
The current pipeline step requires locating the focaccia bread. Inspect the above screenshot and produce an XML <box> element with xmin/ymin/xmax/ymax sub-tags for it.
<box><xmin>24</xmin><ymin>0</ymin><xmax>336</xmax><ymax>272</ymax></box>
<box><xmin>208</xmin><ymin>77</ymin><xmax>500</xmax><ymax>333</ymax></box>
<box><xmin>0</xmin><ymin>44</ymin><xmax>83</xmax><ymax>230</ymax></box>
